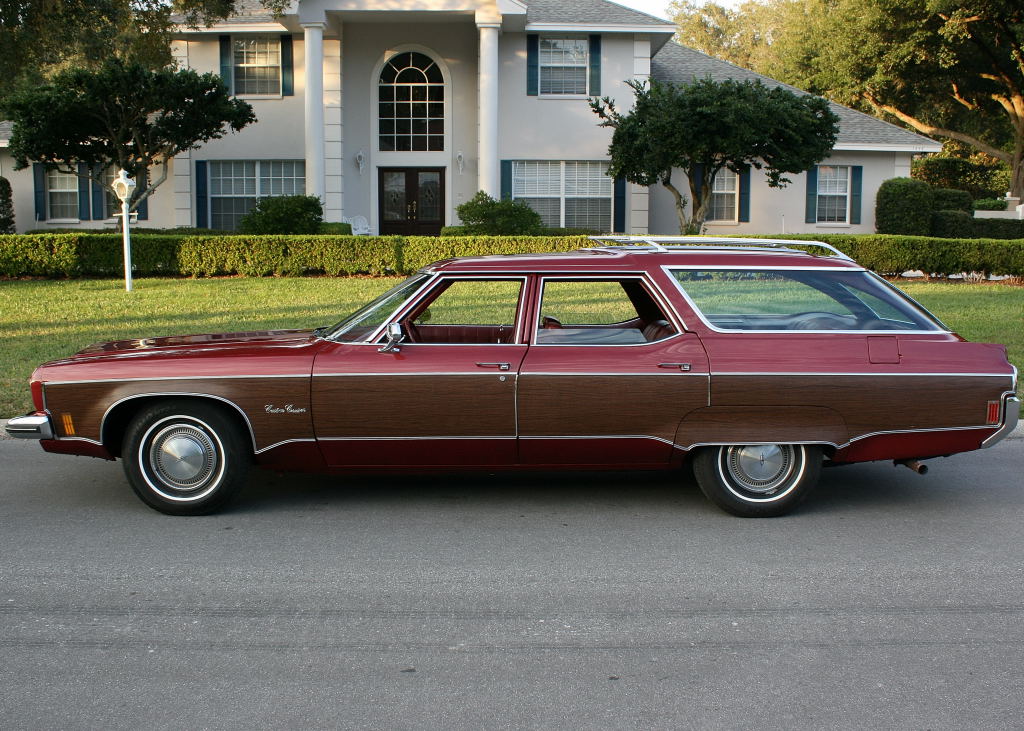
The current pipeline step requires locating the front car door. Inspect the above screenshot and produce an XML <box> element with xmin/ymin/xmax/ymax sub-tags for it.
<box><xmin>312</xmin><ymin>275</ymin><xmax>528</xmax><ymax>466</ymax></box>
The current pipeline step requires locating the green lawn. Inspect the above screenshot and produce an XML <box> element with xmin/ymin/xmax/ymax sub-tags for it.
<box><xmin>1</xmin><ymin>277</ymin><xmax>1020</xmax><ymax>417</ymax></box>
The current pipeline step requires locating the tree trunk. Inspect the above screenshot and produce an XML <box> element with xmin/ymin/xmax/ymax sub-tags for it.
<box><xmin>662</xmin><ymin>177</ymin><xmax>693</xmax><ymax>234</ymax></box>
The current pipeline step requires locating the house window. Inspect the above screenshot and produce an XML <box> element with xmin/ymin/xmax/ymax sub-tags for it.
<box><xmin>208</xmin><ymin>160</ymin><xmax>305</xmax><ymax>230</ymax></box>
<box><xmin>512</xmin><ymin>160</ymin><xmax>612</xmax><ymax>230</ymax></box>
<box><xmin>539</xmin><ymin>37</ymin><xmax>589</xmax><ymax>95</ymax></box>
<box><xmin>46</xmin><ymin>169</ymin><xmax>79</xmax><ymax>220</ymax></box>
<box><xmin>378</xmin><ymin>52</ymin><xmax>445</xmax><ymax>152</ymax></box>
<box><xmin>233</xmin><ymin>36</ymin><xmax>281</xmax><ymax>95</ymax></box>
<box><xmin>707</xmin><ymin>169</ymin><xmax>738</xmax><ymax>222</ymax></box>
<box><xmin>816</xmin><ymin>165</ymin><xmax>850</xmax><ymax>223</ymax></box>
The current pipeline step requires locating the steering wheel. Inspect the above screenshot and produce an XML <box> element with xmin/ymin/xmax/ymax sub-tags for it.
<box><xmin>541</xmin><ymin>315</ymin><xmax>563</xmax><ymax>329</ymax></box>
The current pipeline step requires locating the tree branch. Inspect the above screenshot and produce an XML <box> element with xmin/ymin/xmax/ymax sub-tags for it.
<box><xmin>863</xmin><ymin>93</ymin><xmax>1011</xmax><ymax>163</ymax></box>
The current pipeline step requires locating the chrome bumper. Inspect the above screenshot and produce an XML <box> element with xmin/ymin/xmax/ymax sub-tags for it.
<box><xmin>982</xmin><ymin>395</ymin><xmax>1021</xmax><ymax>449</ymax></box>
<box><xmin>4</xmin><ymin>414</ymin><xmax>55</xmax><ymax>440</ymax></box>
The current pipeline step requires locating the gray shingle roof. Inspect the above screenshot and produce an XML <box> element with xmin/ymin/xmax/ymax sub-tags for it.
<box><xmin>525</xmin><ymin>0</ymin><xmax>673</xmax><ymax>26</ymax></box>
<box><xmin>171</xmin><ymin>0</ymin><xmax>275</xmax><ymax>25</ymax></box>
<box><xmin>651</xmin><ymin>41</ymin><xmax>940</xmax><ymax>150</ymax></box>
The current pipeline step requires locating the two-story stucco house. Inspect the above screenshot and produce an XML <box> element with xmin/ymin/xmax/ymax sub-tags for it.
<box><xmin>0</xmin><ymin>0</ymin><xmax>941</xmax><ymax>235</ymax></box>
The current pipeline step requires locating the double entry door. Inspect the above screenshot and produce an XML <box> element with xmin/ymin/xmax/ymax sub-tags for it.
<box><xmin>379</xmin><ymin>168</ymin><xmax>445</xmax><ymax>235</ymax></box>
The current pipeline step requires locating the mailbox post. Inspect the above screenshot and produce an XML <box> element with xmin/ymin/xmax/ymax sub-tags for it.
<box><xmin>111</xmin><ymin>170</ymin><xmax>137</xmax><ymax>292</ymax></box>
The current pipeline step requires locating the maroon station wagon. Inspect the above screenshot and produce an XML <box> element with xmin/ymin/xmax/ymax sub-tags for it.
<box><xmin>6</xmin><ymin>237</ymin><xmax>1019</xmax><ymax>517</ymax></box>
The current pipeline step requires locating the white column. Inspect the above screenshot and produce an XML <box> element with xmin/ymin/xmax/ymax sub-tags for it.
<box><xmin>477</xmin><ymin>23</ymin><xmax>500</xmax><ymax>198</ymax></box>
<box><xmin>303</xmin><ymin>22</ymin><xmax>327</xmax><ymax>203</ymax></box>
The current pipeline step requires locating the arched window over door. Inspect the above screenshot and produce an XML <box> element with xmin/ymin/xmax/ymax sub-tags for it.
<box><xmin>378</xmin><ymin>52</ymin><xmax>445</xmax><ymax>152</ymax></box>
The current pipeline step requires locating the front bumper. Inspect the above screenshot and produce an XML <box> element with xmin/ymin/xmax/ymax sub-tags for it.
<box><xmin>4</xmin><ymin>413</ymin><xmax>55</xmax><ymax>440</ymax></box>
<box><xmin>982</xmin><ymin>395</ymin><xmax>1021</xmax><ymax>449</ymax></box>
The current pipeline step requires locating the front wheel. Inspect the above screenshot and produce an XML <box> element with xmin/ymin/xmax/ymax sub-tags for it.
<box><xmin>692</xmin><ymin>444</ymin><xmax>821</xmax><ymax>517</ymax></box>
<box><xmin>122</xmin><ymin>401</ymin><xmax>250</xmax><ymax>515</ymax></box>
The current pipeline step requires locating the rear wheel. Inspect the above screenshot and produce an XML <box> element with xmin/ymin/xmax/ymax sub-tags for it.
<box><xmin>122</xmin><ymin>401</ymin><xmax>249</xmax><ymax>515</ymax></box>
<box><xmin>692</xmin><ymin>444</ymin><xmax>821</xmax><ymax>517</ymax></box>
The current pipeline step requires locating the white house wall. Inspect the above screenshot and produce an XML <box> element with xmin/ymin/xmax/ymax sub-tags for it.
<box><xmin>647</xmin><ymin>151</ymin><xmax>908</xmax><ymax>235</ymax></box>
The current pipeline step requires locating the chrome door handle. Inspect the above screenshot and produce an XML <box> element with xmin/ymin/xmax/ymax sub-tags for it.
<box><xmin>658</xmin><ymin>362</ymin><xmax>692</xmax><ymax>371</ymax></box>
<box><xmin>476</xmin><ymin>362</ymin><xmax>511</xmax><ymax>371</ymax></box>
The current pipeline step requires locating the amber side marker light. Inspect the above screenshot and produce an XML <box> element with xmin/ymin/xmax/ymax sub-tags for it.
<box><xmin>61</xmin><ymin>413</ymin><xmax>75</xmax><ymax>436</ymax></box>
<box><xmin>986</xmin><ymin>401</ymin><xmax>1001</xmax><ymax>425</ymax></box>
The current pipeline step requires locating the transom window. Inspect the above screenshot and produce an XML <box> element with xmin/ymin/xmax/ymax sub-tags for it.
<box><xmin>817</xmin><ymin>165</ymin><xmax>850</xmax><ymax>223</ymax></box>
<box><xmin>208</xmin><ymin>160</ymin><xmax>305</xmax><ymax>230</ymax></box>
<box><xmin>540</xmin><ymin>37</ymin><xmax>589</xmax><ymax>95</ymax></box>
<box><xmin>378</xmin><ymin>52</ymin><xmax>445</xmax><ymax>152</ymax></box>
<box><xmin>233</xmin><ymin>36</ymin><xmax>281</xmax><ymax>95</ymax></box>
<box><xmin>707</xmin><ymin>169</ymin><xmax>738</xmax><ymax>222</ymax></box>
<box><xmin>512</xmin><ymin>160</ymin><xmax>612</xmax><ymax>231</ymax></box>
<box><xmin>45</xmin><ymin>169</ymin><xmax>78</xmax><ymax>220</ymax></box>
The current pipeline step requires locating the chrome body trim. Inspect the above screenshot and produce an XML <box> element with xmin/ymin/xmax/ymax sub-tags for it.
<box><xmin>712</xmin><ymin>371</ymin><xmax>1012</xmax><ymax>378</ymax></box>
<box><xmin>99</xmin><ymin>392</ymin><xmax>260</xmax><ymax>454</ymax></box>
<box><xmin>4</xmin><ymin>414</ymin><xmax>55</xmax><ymax>440</ymax></box>
<box><xmin>255</xmin><ymin>437</ymin><xmax>317</xmax><ymax>454</ymax></box>
<box><xmin>44</xmin><ymin>374</ymin><xmax>308</xmax><ymax>386</ymax></box>
<box><xmin>588</xmin><ymin>236</ymin><xmax>856</xmax><ymax>261</ymax></box>
<box><xmin>981</xmin><ymin>395</ymin><xmax>1020</xmax><ymax>449</ymax></box>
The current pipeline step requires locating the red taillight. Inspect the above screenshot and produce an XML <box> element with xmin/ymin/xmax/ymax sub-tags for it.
<box><xmin>987</xmin><ymin>400</ymin><xmax>1002</xmax><ymax>425</ymax></box>
<box><xmin>30</xmin><ymin>380</ymin><xmax>45</xmax><ymax>412</ymax></box>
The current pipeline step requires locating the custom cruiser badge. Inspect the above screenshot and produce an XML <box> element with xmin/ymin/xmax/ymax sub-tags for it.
<box><xmin>264</xmin><ymin>404</ymin><xmax>308</xmax><ymax>414</ymax></box>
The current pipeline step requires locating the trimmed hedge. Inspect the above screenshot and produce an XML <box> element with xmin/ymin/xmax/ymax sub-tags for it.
<box><xmin>932</xmin><ymin>188</ymin><xmax>973</xmax><ymax>213</ymax></box>
<box><xmin>875</xmin><ymin>178</ymin><xmax>934</xmax><ymax>235</ymax></box>
<box><xmin>2</xmin><ymin>232</ymin><xmax>1023</xmax><ymax>279</ymax></box>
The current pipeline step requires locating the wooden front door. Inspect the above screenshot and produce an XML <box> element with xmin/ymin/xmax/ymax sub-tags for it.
<box><xmin>379</xmin><ymin>168</ymin><xmax>445</xmax><ymax>235</ymax></box>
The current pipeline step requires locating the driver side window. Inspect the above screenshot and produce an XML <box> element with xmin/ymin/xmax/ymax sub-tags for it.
<box><xmin>405</xmin><ymin>278</ymin><xmax>523</xmax><ymax>344</ymax></box>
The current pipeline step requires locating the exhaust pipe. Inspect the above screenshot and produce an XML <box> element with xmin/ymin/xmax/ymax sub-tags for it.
<box><xmin>895</xmin><ymin>458</ymin><xmax>928</xmax><ymax>475</ymax></box>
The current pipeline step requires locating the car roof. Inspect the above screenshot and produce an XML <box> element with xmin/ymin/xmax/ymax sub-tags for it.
<box><xmin>426</xmin><ymin>237</ymin><xmax>865</xmax><ymax>274</ymax></box>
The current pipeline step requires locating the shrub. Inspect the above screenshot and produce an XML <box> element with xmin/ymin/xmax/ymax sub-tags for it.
<box><xmin>319</xmin><ymin>221</ymin><xmax>353</xmax><ymax>235</ymax></box>
<box><xmin>930</xmin><ymin>210</ymin><xmax>975</xmax><ymax>239</ymax></box>
<box><xmin>455</xmin><ymin>192</ymin><xmax>543</xmax><ymax>235</ymax></box>
<box><xmin>974</xmin><ymin>198</ymin><xmax>1008</xmax><ymax>211</ymax></box>
<box><xmin>237</xmin><ymin>195</ymin><xmax>323</xmax><ymax>235</ymax></box>
<box><xmin>931</xmin><ymin>188</ymin><xmax>973</xmax><ymax>213</ymax></box>
<box><xmin>911</xmin><ymin>155</ymin><xmax>1003</xmax><ymax>199</ymax></box>
<box><xmin>0</xmin><ymin>177</ymin><xmax>14</xmax><ymax>234</ymax></box>
<box><xmin>875</xmin><ymin>178</ymin><xmax>934</xmax><ymax>235</ymax></box>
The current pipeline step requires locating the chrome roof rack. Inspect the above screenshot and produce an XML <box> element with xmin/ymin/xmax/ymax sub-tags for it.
<box><xmin>587</xmin><ymin>235</ymin><xmax>854</xmax><ymax>261</ymax></box>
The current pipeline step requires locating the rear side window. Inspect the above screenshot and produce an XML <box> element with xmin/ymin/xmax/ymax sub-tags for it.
<box><xmin>669</xmin><ymin>269</ymin><xmax>944</xmax><ymax>332</ymax></box>
<box><xmin>536</xmin><ymin>278</ymin><xmax>678</xmax><ymax>344</ymax></box>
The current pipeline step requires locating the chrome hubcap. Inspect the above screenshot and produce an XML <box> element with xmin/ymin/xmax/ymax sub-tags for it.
<box><xmin>725</xmin><ymin>444</ymin><xmax>796</xmax><ymax>494</ymax></box>
<box><xmin>149</xmin><ymin>424</ymin><xmax>218</xmax><ymax>491</ymax></box>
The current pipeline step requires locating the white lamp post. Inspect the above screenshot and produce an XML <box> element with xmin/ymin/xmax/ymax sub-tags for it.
<box><xmin>111</xmin><ymin>169</ymin><xmax>136</xmax><ymax>292</ymax></box>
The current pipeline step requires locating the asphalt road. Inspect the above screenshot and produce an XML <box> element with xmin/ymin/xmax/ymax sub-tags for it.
<box><xmin>1</xmin><ymin>430</ymin><xmax>1022</xmax><ymax>729</ymax></box>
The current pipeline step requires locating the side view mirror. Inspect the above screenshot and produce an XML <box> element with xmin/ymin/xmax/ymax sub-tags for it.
<box><xmin>378</xmin><ymin>322</ymin><xmax>405</xmax><ymax>353</ymax></box>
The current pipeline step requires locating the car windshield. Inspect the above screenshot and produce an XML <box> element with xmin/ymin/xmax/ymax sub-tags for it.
<box><xmin>669</xmin><ymin>268</ymin><xmax>946</xmax><ymax>332</ymax></box>
<box><xmin>325</xmin><ymin>273</ymin><xmax>430</xmax><ymax>341</ymax></box>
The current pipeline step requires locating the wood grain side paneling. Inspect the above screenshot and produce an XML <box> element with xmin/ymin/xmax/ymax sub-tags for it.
<box><xmin>674</xmin><ymin>405</ymin><xmax>848</xmax><ymax>446</ymax></box>
<box><xmin>44</xmin><ymin>377</ymin><xmax>312</xmax><ymax>451</ymax></box>
<box><xmin>711</xmin><ymin>374</ymin><xmax>1010</xmax><ymax>438</ymax></box>
<box><xmin>517</xmin><ymin>374</ymin><xmax>709</xmax><ymax>441</ymax></box>
<box><xmin>312</xmin><ymin>374</ymin><xmax>516</xmax><ymax>437</ymax></box>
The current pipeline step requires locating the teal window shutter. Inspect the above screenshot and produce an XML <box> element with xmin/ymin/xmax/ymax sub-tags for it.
<box><xmin>219</xmin><ymin>35</ymin><xmax>233</xmax><ymax>94</ymax></box>
<box><xmin>805</xmin><ymin>166</ymin><xmax>818</xmax><ymax>223</ymax></box>
<box><xmin>33</xmin><ymin>163</ymin><xmax>46</xmax><ymax>221</ymax></box>
<box><xmin>738</xmin><ymin>167</ymin><xmax>751</xmax><ymax>222</ymax></box>
<box><xmin>588</xmin><ymin>35</ymin><xmax>601</xmax><ymax>96</ymax></box>
<box><xmin>850</xmin><ymin>166</ymin><xmax>862</xmax><ymax>224</ymax></box>
<box><xmin>91</xmin><ymin>166</ymin><xmax>105</xmax><ymax>220</ymax></box>
<box><xmin>613</xmin><ymin>176</ymin><xmax>625</xmax><ymax>232</ymax></box>
<box><xmin>195</xmin><ymin>161</ymin><xmax>209</xmax><ymax>228</ymax></box>
<box><xmin>500</xmin><ymin>160</ymin><xmax>512</xmax><ymax>200</ymax></box>
<box><xmin>137</xmin><ymin>170</ymin><xmax>149</xmax><ymax>220</ymax></box>
<box><xmin>77</xmin><ymin>163</ymin><xmax>90</xmax><ymax>220</ymax></box>
<box><xmin>281</xmin><ymin>35</ymin><xmax>294</xmax><ymax>96</ymax></box>
<box><xmin>526</xmin><ymin>35</ymin><xmax>538</xmax><ymax>96</ymax></box>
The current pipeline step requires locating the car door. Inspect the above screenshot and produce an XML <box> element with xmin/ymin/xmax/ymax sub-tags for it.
<box><xmin>312</xmin><ymin>276</ymin><xmax>529</xmax><ymax>467</ymax></box>
<box><xmin>516</xmin><ymin>276</ymin><xmax>710</xmax><ymax>465</ymax></box>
